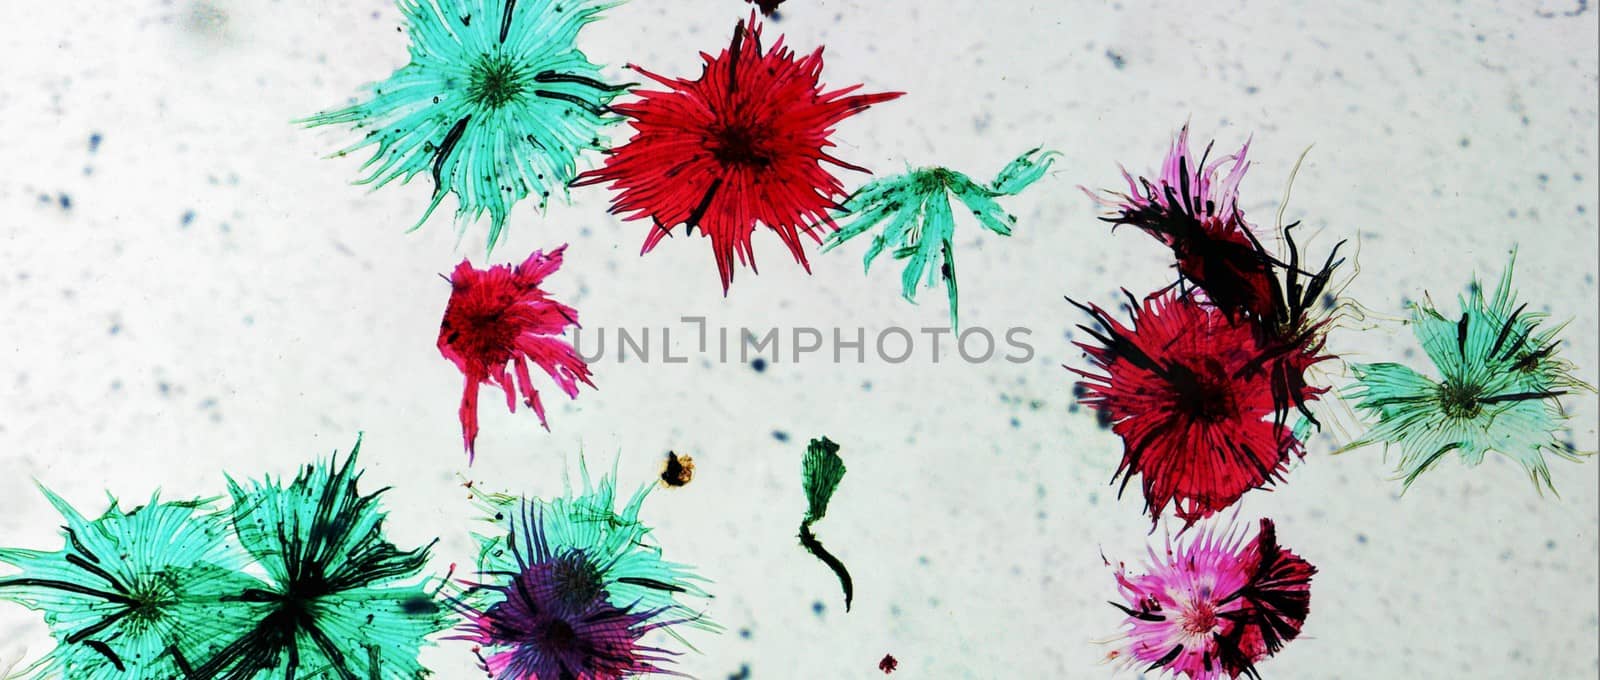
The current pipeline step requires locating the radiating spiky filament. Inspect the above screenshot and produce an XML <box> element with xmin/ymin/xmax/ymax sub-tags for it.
<box><xmin>1342</xmin><ymin>249</ymin><xmax>1594</xmax><ymax>493</ymax></box>
<box><xmin>191</xmin><ymin>436</ymin><xmax>452</xmax><ymax>678</ymax></box>
<box><xmin>449</xmin><ymin>499</ymin><xmax>694</xmax><ymax>679</ymax></box>
<box><xmin>300</xmin><ymin>0</ymin><xmax>627</xmax><ymax>253</ymax></box>
<box><xmin>1070</xmin><ymin>292</ymin><xmax>1310</xmax><ymax>526</ymax></box>
<box><xmin>464</xmin><ymin>456</ymin><xmax>718</xmax><ymax>643</ymax></box>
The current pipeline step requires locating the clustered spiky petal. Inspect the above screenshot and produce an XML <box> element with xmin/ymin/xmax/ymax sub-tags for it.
<box><xmin>573</xmin><ymin>12</ymin><xmax>903</xmax><ymax>292</ymax></box>
<box><xmin>0</xmin><ymin>492</ymin><xmax>258</xmax><ymax>679</ymax></box>
<box><xmin>453</xmin><ymin>458</ymin><xmax>715</xmax><ymax>678</ymax></box>
<box><xmin>301</xmin><ymin>0</ymin><xmax>626</xmax><ymax>252</ymax></box>
<box><xmin>438</xmin><ymin>245</ymin><xmax>595</xmax><ymax>461</ymax></box>
<box><xmin>1343</xmin><ymin>251</ymin><xmax>1595</xmax><ymax>492</ymax></box>
<box><xmin>1072</xmin><ymin>126</ymin><xmax>1346</xmax><ymax>525</ymax></box>
<box><xmin>1106</xmin><ymin>517</ymin><xmax>1315</xmax><ymax>680</ymax></box>
<box><xmin>0</xmin><ymin>437</ymin><xmax>452</xmax><ymax>678</ymax></box>
<box><xmin>1072</xmin><ymin>292</ymin><xmax>1307</xmax><ymax>525</ymax></box>
<box><xmin>822</xmin><ymin>148</ymin><xmax>1058</xmax><ymax>329</ymax></box>
<box><xmin>451</xmin><ymin>503</ymin><xmax>688</xmax><ymax>679</ymax></box>
<box><xmin>1085</xmin><ymin>126</ymin><xmax>1279</xmax><ymax>322</ymax></box>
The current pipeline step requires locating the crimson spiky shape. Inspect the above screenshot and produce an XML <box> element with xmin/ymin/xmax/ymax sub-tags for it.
<box><xmin>438</xmin><ymin>245</ymin><xmax>594</xmax><ymax>460</ymax></box>
<box><xmin>1070</xmin><ymin>292</ymin><xmax>1313</xmax><ymax>525</ymax></box>
<box><xmin>573</xmin><ymin>13</ymin><xmax>902</xmax><ymax>292</ymax></box>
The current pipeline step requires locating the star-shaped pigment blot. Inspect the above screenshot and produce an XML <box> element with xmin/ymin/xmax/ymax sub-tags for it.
<box><xmin>437</xmin><ymin>245</ymin><xmax>594</xmax><ymax>460</ymax></box>
<box><xmin>574</xmin><ymin>12</ymin><xmax>902</xmax><ymax>292</ymax></box>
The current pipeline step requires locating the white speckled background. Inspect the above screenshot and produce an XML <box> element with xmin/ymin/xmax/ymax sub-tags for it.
<box><xmin>2</xmin><ymin>1</ymin><xmax>1597</xmax><ymax>678</ymax></box>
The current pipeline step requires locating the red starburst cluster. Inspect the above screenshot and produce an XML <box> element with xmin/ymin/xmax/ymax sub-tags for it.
<box><xmin>1073</xmin><ymin>127</ymin><xmax>1345</xmax><ymax>525</ymax></box>
<box><xmin>574</xmin><ymin>13</ymin><xmax>902</xmax><ymax>292</ymax></box>
<box><xmin>747</xmin><ymin>0</ymin><xmax>785</xmax><ymax>15</ymax></box>
<box><xmin>437</xmin><ymin>246</ymin><xmax>594</xmax><ymax>460</ymax></box>
<box><xmin>1071</xmin><ymin>293</ymin><xmax>1307</xmax><ymax>524</ymax></box>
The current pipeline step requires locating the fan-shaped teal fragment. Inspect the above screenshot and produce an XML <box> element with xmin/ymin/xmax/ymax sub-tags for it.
<box><xmin>300</xmin><ymin>0</ymin><xmax>628</xmax><ymax>254</ymax></box>
<box><xmin>802</xmin><ymin>437</ymin><xmax>846</xmax><ymax>525</ymax></box>
<box><xmin>822</xmin><ymin>148</ymin><xmax>1059</xmax><ymax>329</ymax></box>
<box><xmin>0</xmin><ymin>490</ymin><xmax>259</xmax><ymax>679</ymax></box>
<box><xmin>1342</xmin><ymin>250</ymin><xmax>1595</xmax><ymax>493</ymax></box>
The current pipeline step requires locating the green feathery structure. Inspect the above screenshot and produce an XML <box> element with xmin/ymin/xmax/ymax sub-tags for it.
<box><xmin>823</xmin><ymin>148</ymin><xmax>1059</xmax><ymax>329</ymax></box>
<box><xmin>201</xmin><ymin>438</ymin><xmax>452</xmax><ymax>677</ymax></box>
<box><xmin>1341</xmin><ymin>250</ymin><xmax>1595</xmax><ymax>493</ymax></box>
<box><xmin>0</xmin><ymin>436</ymin><xmax>454</xmax><ymax>679</ymax></box>
<box><xmin>300</xmin><ymin>0</ymin><xmax>629</xmax><ymax>253</ymax></box>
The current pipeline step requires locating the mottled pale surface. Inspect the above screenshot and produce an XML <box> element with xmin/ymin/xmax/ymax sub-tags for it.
<box><xmin>0</xmin><ymin>1</ymin><xmax>1595</xmax><ymax>678</ymax></box>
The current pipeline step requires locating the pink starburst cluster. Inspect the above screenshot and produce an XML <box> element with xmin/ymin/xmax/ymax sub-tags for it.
<box><xmin>1105</xmin><ymin>516</ymin><xmax>1316</xmax><ymax>679</ymax></box>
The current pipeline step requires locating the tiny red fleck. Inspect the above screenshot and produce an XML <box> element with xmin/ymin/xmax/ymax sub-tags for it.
<box><xmin>878</xmin><ymin>654</ymin><xmax>898</xmax><ymax>674</ymax></box>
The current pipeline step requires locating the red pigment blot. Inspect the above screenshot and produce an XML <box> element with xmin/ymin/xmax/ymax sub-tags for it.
<box><xmin>878</xmin><ymin>654</ymin><xmax>898</xmax><ymax>674</ymax></box>
<box><xmin>437</xmin><ymin>245</ymin><xmax>594</xmax><ymax>460</ymax></box>
<box><xmin>573</xmin><ymin>12</ymin><xmax>902</xmax><ymax>293</ymax></box>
